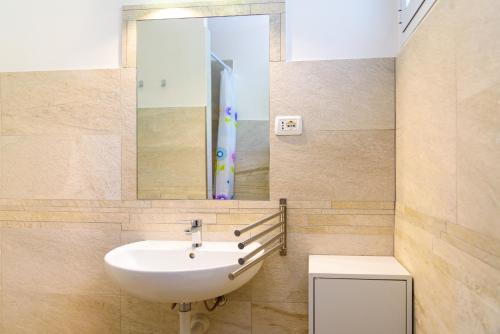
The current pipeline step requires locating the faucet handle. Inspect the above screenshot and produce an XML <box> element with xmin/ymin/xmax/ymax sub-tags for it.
<box><xmin>178</xmin><ymin>219</ymin><xmax>202</xmax><ymax>227</ymax></box>
<box><xmin>190</xmin><ymin>219</ymin><xmax>202</xmax><ymax>227</ymax></box>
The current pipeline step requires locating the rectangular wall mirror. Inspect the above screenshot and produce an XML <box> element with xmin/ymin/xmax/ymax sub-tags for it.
<box><xmin>137</xmin><ymin>15</ymin><xmax>270</xmax><ymax>201</ymax></box>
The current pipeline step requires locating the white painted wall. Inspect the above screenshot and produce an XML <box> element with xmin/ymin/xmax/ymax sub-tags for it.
<box><xmin>208</xmin><ymin>15</ymin><xmax>269</xmax><ymax>121</ymax></box>
<box><xmin>286</xmin><ymin>0</ymin><xmax>399</xmax><ymax>61</ymax></box>
<box><xmin>0</xmin><ymin>0</ymin><xmax>400</xmax><ymax>72</ymax></box>
<box><xmin>137</xmin><ymin>19</ymin><xmax>208</xmax><ymax>108</ymax></box>
<box><xmin>0</xmin><ymin>0</ymin><xmax>122</xmax><ymax>72</ymax></box>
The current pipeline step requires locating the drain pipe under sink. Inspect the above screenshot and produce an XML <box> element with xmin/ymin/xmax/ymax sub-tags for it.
<box><xmin>179</xmin><ymin>303</ymin><xmax>210</xmax><ymax>334</ymax></box>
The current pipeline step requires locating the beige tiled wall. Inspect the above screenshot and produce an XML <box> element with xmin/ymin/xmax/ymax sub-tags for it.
<box><xmin>270</xmin><ymin>59</ymin><xmax>395</xmax><ymax>201</ymax></box>
<box><xmin>0</xmin><ymin>4</ymin><xmax>396</xmax><ymax>334</ymax></box>
<box><xmin>235</xmin><ymin>120</ymin><xmax>269</xmax><ymax>201</ymax></box>
<box><xmin>0</xmin><ymin>70</ymin><xmax>123</xmax><ymax>201</ymax></box>
<box><xmin>395</xmin><ymin>0</ymin><xmax>500</xmax><ymax>332</ymax></box>
<box><xmin>137</xmin><ymin>107</ymin><xmax>207</xmax><ymax>200</ymax></box>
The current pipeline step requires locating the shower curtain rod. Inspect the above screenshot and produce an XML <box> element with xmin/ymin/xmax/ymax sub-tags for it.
<box><xmin>211</xmin><ymin>52</ymin><xmax>232</xmax><ymax>72</ymax></box>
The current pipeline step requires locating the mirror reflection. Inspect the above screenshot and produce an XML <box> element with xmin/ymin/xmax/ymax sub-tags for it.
<box><xmin>137</xmin><ymin>16</ymin><xmax>270</xmax><ymax>200</ymax></box>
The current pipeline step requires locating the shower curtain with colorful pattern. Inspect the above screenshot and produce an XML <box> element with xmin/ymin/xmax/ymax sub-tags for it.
<box><xmin>214</xmin><ymin>68</ymin><xmax>237</xmax><ymax>200</ymax></box>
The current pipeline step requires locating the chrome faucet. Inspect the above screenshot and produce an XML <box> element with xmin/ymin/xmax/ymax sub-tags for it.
<box><xmin>184</xmin><ymin>219</ymin><xmax>202</xmax><ymax>248</ymax></box>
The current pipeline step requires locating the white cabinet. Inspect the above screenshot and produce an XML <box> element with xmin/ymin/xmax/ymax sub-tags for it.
<box><xmin>309</xmin><ymin>256</ymin><xmax>412</xmax><ymax>334</ymax></box>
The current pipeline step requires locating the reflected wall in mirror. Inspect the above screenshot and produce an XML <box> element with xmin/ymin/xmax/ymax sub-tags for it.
<box><xmin>137</xmin><ymin>15</ymin><xmax>270</xmax><ymax>200</ymax></box>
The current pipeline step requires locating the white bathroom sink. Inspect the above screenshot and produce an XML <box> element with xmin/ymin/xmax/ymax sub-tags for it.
<box><xmin>104</xmin><ymin>240</ymin><xmax>263</xmax><ymax>303</ymax></box>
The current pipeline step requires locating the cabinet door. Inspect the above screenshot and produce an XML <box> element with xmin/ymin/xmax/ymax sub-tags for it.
<box><xmin>314</xmin><ymin>278</ymin><xmax>406</xmax><ymax>334</ymax></box>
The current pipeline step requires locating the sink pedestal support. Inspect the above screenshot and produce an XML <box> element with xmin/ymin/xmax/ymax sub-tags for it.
<box><xmin>178</xmin><ymin>303</ymin><xmax>210</xmax><ymax>334</ymax></box>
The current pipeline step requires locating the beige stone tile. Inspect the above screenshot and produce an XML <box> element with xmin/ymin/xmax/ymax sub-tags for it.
<box><xmin>287</xmin><ymin>201</ymin><xmax>330</xmax><ymax>209</ymax></box>
<box><xmin>271</xmin><ymin>59</ymin><xmax>395</xmax><ymax>131</ymax></box>
<box><xmin>269</xmin><ymin>14</ymin><xmax>281</xmax><ymax>62</ymax></box>
<box><xmin>1</xmin><ymin>222</ymin><xmax>121</xmax><ymax>296</ymax></box>
<box><xmin>440</xmin><ymin>230</ymin><xmax>500</xmax><ymax>271</ymax></box>
<box><xmin>396</xmin><ymin>203</ymin><xmax>447</xmax><ymax>237</ymax></box>
<box><xmin>138</xmin><ymin>107</ymin><xmax>206</xmax><ymax>200</ymax></box>
<box><xmin>234</xmin><ymin>178</ymin><xmax>269</xmax><ymax>201</ymax></box>
<box><xmin>125</xmin><ymin>5</ymin><xmax>250</xmax><ymax>21</ymax></box>
<box><xmin>1</xmin><ymin>221</ymin><xmax>121</xmax><ymax>231</ymax></box>
<box><xmin>455</xmin><ymin>7</ymin><xmax>500</xmax><ymax>239</ymax></box>
<box><xmin>285</xmin><ymin>213</ymin><xmax>308</xmax><ymax>227</ymax></box>
<box><xmin>123</xmin><ymin>1</ymin><xmax>283</xmax><ymax>11</ymax></box>
<box><xmin>129</xmin><ymin>212</ymin><xmax>216</xmax><ymax>225</ymax></box>
<box><xmin>285</xmin><ymin>208</ymin><xmax>325</xmax><ymax>215</ymax></box>
<box><xmin>270</xmin><ymin>130</ymin><xmax>395</xmax><ymax>201</ymax></box>
<box><xmin>250</xmin><ymin>3</ymin><xmax>284</xmax><ymax>14</ymax></box>
<box><xmin>226</xmin><ymin>283</ymin><xmax>253</xmax><ymax>303</ymax></box>
<box><xmin>229</xmin><ymin>208</ymin><xmax>278</xmax><ymax>214</ymax></box>
<box><xmin>396</xmin><ymin>125</ymin><xmax>456</xmax><ymax>223</ymax></box>
<box><xmin>395</xmin><ymin>216</ymin><xmax>435</xmax><ymax>256</ymax></box>
<box><xmin>152</xmin><ymin>200</ymin><xmax>238</xmax><ymax>209</ymax></box>
<box><xmin>0</xmin><ymin>199</ymin><xmax>149</xmax><ymax>209</ymax></box>
<box><xmin>454</xmin><ymin>0</ymin><xmax>500</xmax><ymax>102</ymax></box>
<box><xmin>0</xmin><ymin>135</ymin><xmax>121</xmax><ymax>200</ymax></box>
<box><xmin>396</xmin><ymin>213</ymin><xmax>500</xmax><ymax>334</ymax></box>
<box><xmin>207</xmin><ymin>4</ymin><xmax>251</xmax><ymax>17</ymax></box>
<box><xmin>320</xmin><ymin>208</ymin><xmax>394</xmax><ymax>215</ymax></box>
<box><xmin>331</xmin><ymin>201</ymin><xmax>394</xmax><ymax>210</ymax></box>
<box><xmin>122</xmin><ymin>133</ymin><xmax>138</xmax><ymax>201</ymax></box>
<box><xmin>251</xmin><ymin>251</ymin><xmax>308</xmax><ymax>303</ymax></box>
<box><xmin>456</xmin><ymin>91</ymin><xmax>500</xmax><ymax>239</ymax></box>
<box><xmin>394</xmin><ymin>0</ymin><xmax>500</xmax><ymax>331</ymax></box>
<box><xmin>280</xmin><ymin>13</ymin><xmax>286</xmax><ymax>61</ymax></box>
<box><xmin>235</xmin><ymin>120</ymin><xmax>269</xmax><ymax>201</ymax></box>
<box><xmin>287</xmin><ymin>232</ymin><xmax>393</xmax><ymax>256</ymax></box>
<box><xmin>234</xmin><ymin>172</ymin><xmax>269</xmax><ymax>201</ymax></box>
<box><xmin>396</xmin><ymin>0</ymin><xmax>456</xmax><ymax>132</ymax></box>
<box><xmin>396</xmin><ymin>0</ymin><xmax>456</xmax><ymax>223</ymax></box>
<box><xmin>235</xmin><ymin>120</ymin><xmax>269</xmax><ymax>200</ymax></box>
<box><xmin>394</xmin><ymin>218</ymin><xmax>457</xmax><ymax>333</ymax></box>
<box><xmin>121</xmin><ymin>20</ymin><xmax>128</xmax><ymax>67</ymax></box>
<box><xmin>0</xmin><ymin>73</ymin><xmax>3</xmax><ymax>134</ymax></box>
<box><xmin>289</xmin><ymin>225</ymin><xmax>393</xmax><ymax>235</ymax></box>
<box><xmin>238</xmin><ymin>200</ymin><xmax>279</xmax><ymax>209</ymax></box>
<box><xmin>1</xmin><ymin>291</ymin><xmax>120</xmax><ymax>334</ymax></box>
<box><xmin>446</xmin><ymin>223</ymin><xmax>500</xmax><ymax>259</ymax></box>
<box><xmin>306</xmin><ymin>214</ymin><xmax>394</xmax><ymax>227</ymax></box>
<box><xmin>395</xmin><ymin>204</ymin><xmax>447</xmax><ymax>238</ymax></box>
<box><xmin>123</xmin><ymin>8</ymin><xmax>208</xmax><ymax>21</ymax></box>
<box><xmin>455</xmin><ymin>0</ymin><xmax>499</xmax><ymax>238</ymax></box>
<box><xmin>129</xmin><ymin>207</ymin><xmax>230</xmax><ymax>214</ymax></box>
<box><xmin>4</xmin><ymin>206</ymin><xmax>126</xmax><ymax>214</ymax></box>
<box><xmin>432</xmin><ymin>236</ymin><xmax>500</xmax><ymax>309</ymax></box>
<box><xmin>0</xmin><ymin>70</ymin><xmax>121</xmax><ymax>135</ymax></box>
<box><xmin>121</xmin><ymin>228</ymin><xmax>191</xmax><ymax>244</ymax></box>
<box><xmin>252</xmin><ymin>303</ymin><xmax>308</xmax><ymax>334</ymax></box>
<box><xmin>121</xmin><ymin>68</ymin><xmax>138</xmax><ymax>200</ymax></box>
<box><xmin>121</xmin><ymin>295</ymin><xmax>179</xmax><ymax>334</ymax></box>
<box><xmin>0</xmin><ymin>227</ymin><xmax>2</xmax><ymax>291</ymax></box>
<box><xmin>125</xmin><ymin>20</ymin><xmax>137</xmax><ymax>68</ymax></box>
<box><xmin>0</xmin><ymin>210</ymin><xmax>128</xmax><ymax>223</ymax></box>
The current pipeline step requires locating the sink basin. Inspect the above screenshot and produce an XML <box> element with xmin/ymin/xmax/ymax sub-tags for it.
<box><xmin>104</xmin><ymin>240</ymin><xmax>263</xmax><ymax>303</ymax></box>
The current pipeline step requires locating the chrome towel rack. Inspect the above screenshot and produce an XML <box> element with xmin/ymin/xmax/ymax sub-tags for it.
<box><xmin>228</xmin><ymin>198</ymin><xmax>287</xmax><ymax>280</ymax></box>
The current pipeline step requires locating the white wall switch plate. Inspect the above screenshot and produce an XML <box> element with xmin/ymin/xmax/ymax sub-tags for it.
<box><xmin>275</xmin><ymin>116</ymin><xmax>303</xmax><ymax>136</ymax></box>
